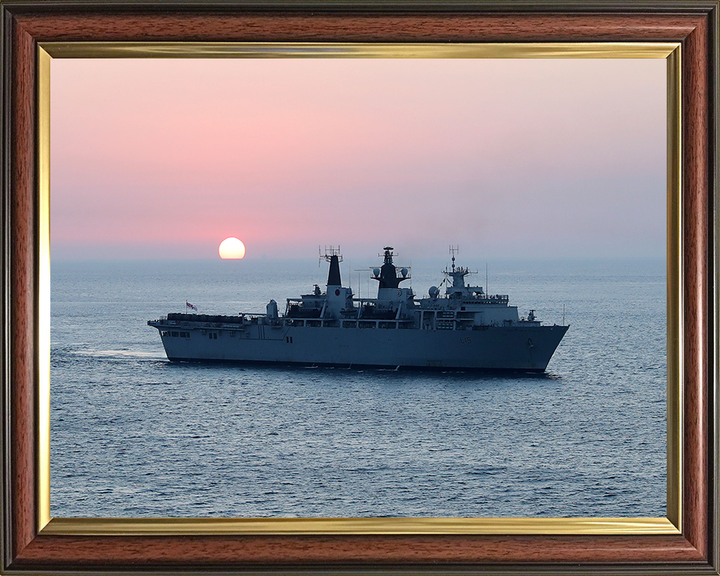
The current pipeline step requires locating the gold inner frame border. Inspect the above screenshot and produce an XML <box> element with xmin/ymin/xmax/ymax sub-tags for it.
<box><xmin>36</xmin><ymin>41</ymin><xmax>682</xmax><ymax>537</ymax></box>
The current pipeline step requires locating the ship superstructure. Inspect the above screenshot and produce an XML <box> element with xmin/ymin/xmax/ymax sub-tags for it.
<box><xmin>148</xmin><ymin>247</ymin><xmax>568</xmax><ymax>371</ymax></box>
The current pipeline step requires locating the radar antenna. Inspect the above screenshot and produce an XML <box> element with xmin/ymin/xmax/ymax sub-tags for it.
<box><xmin>378</xmin><ymin>246</ymin><xmax>397</xmax><ymax>264</ymax></box>
<box><xmin>319</xmin><ymin>245</ymin><xmax>343</xmax><ymax>265</ymax></box>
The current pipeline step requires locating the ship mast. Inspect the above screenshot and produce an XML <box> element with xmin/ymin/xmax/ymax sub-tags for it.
<box><xmin>372</xmin><ymin>246</ymin><xmax>409</xmax><ymax>289</ymax></box>
<box><xmin>444</xmin><ymin>245</ymin><xmax>471</xmax><ymax>289</ymax></box>
<box><xmin>321</xmin><ymin>245</ymin><xmax>343</xmax><ymax>287</ymax></box>
<box><xmin>449</xmin><ymin>245</ymin><xmax>459</xmax><ymax>273</ymax></box>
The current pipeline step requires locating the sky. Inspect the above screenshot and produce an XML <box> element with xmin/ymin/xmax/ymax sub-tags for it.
<box><xmin>50</xmin><ymin>57</ymin><xmax>666</xmax><ymax>261</ymax></box>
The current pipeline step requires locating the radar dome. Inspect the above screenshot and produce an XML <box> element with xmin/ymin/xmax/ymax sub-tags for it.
<box><xmin>429</xmin><ymin>286</ymin><xmax>439</xmax><ymax>297</ymax></box>
<box><xmin>373</xmin><ymin>268</ymin><xmax>381</xmax><ymax>277</ymax></box>
<box><xmin>401</xmin><ymin>268</ymin><xmax>408</xmax><ymax>277</ymax></box>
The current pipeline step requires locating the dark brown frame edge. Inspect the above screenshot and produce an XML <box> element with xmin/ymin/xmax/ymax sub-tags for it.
<box><xmin>1</xmin><ymin>1</ymin><xmax>717</xmax><ymax>574</ymax></box>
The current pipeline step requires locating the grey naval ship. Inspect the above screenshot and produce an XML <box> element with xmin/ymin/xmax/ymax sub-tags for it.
<box><xmin>148</xmin><ymin>247</ymin><xmax>568</xmax><ymax>371</ymax></box>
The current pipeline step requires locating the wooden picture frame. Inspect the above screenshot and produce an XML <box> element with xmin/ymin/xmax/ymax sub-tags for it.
<box><xmin>1</xmin><ymin>1</ymin><xmax>717</xmax><ymax>573</ymax></box>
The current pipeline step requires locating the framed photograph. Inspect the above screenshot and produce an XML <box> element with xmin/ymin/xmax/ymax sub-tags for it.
<box><xmin>1</xmin><ymin>1</ymin><xmax>717</xmax><ymax>574</ymax></box>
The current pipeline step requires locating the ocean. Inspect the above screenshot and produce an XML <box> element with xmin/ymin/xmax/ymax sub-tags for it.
<box><xmin>50</xmin><ymin>257</ymin><xmax>666</xmax><ymax>518</ymax></box>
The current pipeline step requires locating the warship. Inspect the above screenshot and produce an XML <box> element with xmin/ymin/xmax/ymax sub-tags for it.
<box><xmin>148</xmin><ymin>247</ymin><xmax>568</xmax><ymax>371</ymax></box>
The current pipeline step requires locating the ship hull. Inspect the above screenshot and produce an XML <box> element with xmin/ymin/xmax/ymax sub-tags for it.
<box><xmin>150</xmin><ymin>322</ymin><xmax>568</xmax><ymax>371</ymax></box>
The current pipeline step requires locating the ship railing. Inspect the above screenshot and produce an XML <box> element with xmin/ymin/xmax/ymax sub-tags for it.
<box><xmin>418</xmin><ymin>294</ymin><xmax>509</xmax><ymax>303</ymax></box>
<box><xmin>171</xmin><ymin>320</ymin><xmax>235</xmax><ymax>329</ymax></box>
<box><xmin>455</xmin><ymin>297</ymin><xmax>510</xmax><ymax>305</ymax></box>
<box><xmin>352</xmin><ymin>298</ymin><xmax>397</xmax><ymax>311</ymax></box>
<box><xmin>154</xmin><ymin>316</ymin><xmax>264</xmax><ymax>329</ymax></box>
<box><xmin>488</xmin><ymin>295</ymin><xmax>509</xmax><ymax>302</ymax></box>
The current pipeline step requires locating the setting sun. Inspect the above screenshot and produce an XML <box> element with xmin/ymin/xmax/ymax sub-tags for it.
<box><xmin>218</xmin><ymin>237</ymin><xmax>246</xmax><ymax>259</ymax></box>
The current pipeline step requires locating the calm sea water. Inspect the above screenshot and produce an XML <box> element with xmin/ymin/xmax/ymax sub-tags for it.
<box><xmin>50</xmin><ymin>257</ymin><xmax>666</xmax><ymax>518</ymax></box>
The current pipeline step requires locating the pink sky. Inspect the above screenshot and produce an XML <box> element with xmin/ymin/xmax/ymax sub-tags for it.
<box><xmin>51</xmin><ymin>57</ymin><xmax>666</xmax><ymax>260</ymax></box>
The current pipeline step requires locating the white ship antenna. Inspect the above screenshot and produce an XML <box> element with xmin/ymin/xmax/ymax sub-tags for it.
<box><xmin>449</xmin><ymin>245</ymin><xmax>459</xmax><ymax>272</ymax></box>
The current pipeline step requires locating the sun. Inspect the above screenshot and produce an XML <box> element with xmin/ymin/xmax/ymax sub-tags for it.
<box><xmin>218</xmin><ymin>237</ymin><xmax>246</xmax><ymax>259</ymax></box>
